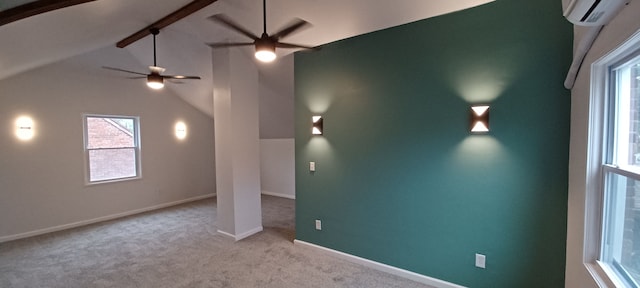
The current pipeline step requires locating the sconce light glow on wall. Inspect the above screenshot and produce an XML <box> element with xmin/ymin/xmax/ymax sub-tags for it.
<box><xmin>470</xmin><ymin>105</ymin><xmax>490</xmax><ymax>133</ymax></box>
<box><xmin>312</xmin><ymin>116</ymin><xmax>323</xmax><ymax>135</ymax></box>
<box><xmin>15</xmin><ymin>116</ymin><xmax>35</xmax><ymax>141</ymax></box>
<box><xmin>175</xmin><ymin>121</ymin><xmax>187</xmax><ymax>140</ymax></box>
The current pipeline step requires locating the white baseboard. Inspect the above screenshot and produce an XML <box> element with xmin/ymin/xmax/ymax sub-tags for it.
<box><xmin>294</xmin><ymin>240</ymin><xmax>467</xmax><ymax>288</ymax></box>
<box><xmin>261</xmin><ymin>190</ymin><xmax>295</xmax><ymax>199</ymax></box>
<box><xmin>217</xmin><ymin>229</ymin><xmax>236</xmax><ymax>239</ymax></box>
<box><xmin>217</xmin><ymin>226</ymin><xmax>263</xmax><ymax>241</ymax></box>
<box><xmin>0</xmin><ymin>193</ymin><xmax>216</xmax><ymax>243</ymax></box>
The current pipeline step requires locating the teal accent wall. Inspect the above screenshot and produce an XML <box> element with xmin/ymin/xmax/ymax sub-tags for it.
<box><xmin>294</xmin><ymin>0</ymin><xmax>572</xmax><ymax>287</ymax></box>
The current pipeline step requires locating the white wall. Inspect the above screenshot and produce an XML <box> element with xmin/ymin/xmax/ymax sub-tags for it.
<box><xmin>566</xmin><ymin>1</ymin><xmax>640</xmax><ymax>287</ymax></box>
<box><xmin>258</xmin><ymin>54</ymin><xmax>294</xmax><ymax>139</ymax></box>
<box><xmin>260</xmin><ymin>139</ymin><xmax>295</xmax><ymax>199</ymax></box>
<box><xmin>0</xmin><ymin>45</ymin><xmax>216</xmax><ymax>241</ymax></box>
<box><xmin>257</xmin><ymin>53</ymin><xmax>296</xmax><ymax>200</ymax></box>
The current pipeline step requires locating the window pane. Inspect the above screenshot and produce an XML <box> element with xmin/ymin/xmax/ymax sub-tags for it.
<box><xmin>612</xmin><ymin>60</ymin><xmax>640</xmax><ymax>169</ymax></box>
<box><xmin>86</xmin><ymin>117</ymin><xmax>135</xmax><ymax>149</ymax></box>
<box><xmin>88</xmin><ymin>148</ymin><xmax>137</xmax><ymax>182</ymax></box>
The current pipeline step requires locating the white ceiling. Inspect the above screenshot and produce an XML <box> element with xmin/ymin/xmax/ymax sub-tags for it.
<box><xmin>0</xmin><ymin>0</ymin><xmax>494</xmax><ymax>117</ymax></box>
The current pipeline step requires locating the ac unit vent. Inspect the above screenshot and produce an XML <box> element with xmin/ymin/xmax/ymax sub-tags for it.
<box><xmin>564</xmin><ymin>0</ymin><xmax>629</xmax><ymax>26</ymax></box>
<box><xmin>583</xmin><ymin>10</ymin><xmax>605</xmax><ymax>23</ymax></box>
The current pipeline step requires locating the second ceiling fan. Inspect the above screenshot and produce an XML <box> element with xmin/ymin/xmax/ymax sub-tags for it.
<box><xmin>208</xmin><ymin>0</ymin><xmax>316</xmax><ymax>62</ymax></box>
<box><xmin>104</xmin><ymin>28</ymin><xmax>201</xmax><ymax>90</ymax></box>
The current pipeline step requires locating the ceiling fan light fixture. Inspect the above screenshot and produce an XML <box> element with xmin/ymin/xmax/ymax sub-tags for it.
<box><xmin>208</xmin><ymin>0</ymin><xmax>314</xmax><ymax>64</ymax></box>
<box><xmin>255</xmin><ymin>50</ymin><xmax>276</xmax><ymax>62</ymax></box>
<box><xmin>147</xmin><ymin>74</ymin><xmax>164</xmax><ymax>89</ymax></box>
<box><xmin>255</xmin><ymin>41</ymin><xmax>276</xmax><ymax>62</ymax></box>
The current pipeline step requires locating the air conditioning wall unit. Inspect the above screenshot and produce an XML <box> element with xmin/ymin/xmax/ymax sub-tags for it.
<box><xmin>563</xmin><ymin>0</ymin><xmax>630</xmax><ymax>26</ymax></box>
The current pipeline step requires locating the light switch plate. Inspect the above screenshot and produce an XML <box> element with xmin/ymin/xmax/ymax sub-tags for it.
<box><xmin>475</xmin><ymin>253</ymin><xmax>486</xmax><ymax>269</ymax></box>
<box><xmin>310</xmin><ymin>162</ymin><xmax>316</xmax><ymax>172</ymax></box>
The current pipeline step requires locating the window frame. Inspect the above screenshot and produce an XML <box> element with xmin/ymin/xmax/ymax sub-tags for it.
<box><xmin>82</xmin><ymin>114</ymin><xmax>142</xmax><ymax>185</ymax></box>
<box><xmin>586</xmin><ymin>30</ymin><xmax>640</xmax><ymax>288</ymax></box>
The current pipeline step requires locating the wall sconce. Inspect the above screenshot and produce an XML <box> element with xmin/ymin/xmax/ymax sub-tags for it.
<box><xmin>312</xmin><ymin>116</ymin><xmax>323</xmax><ymax>135</ymax></box>
<box><xmin>175</xmin><ymin>121</ymin><xmax>187</xmax><ymax>140</ymax></box>
<box><xmin>470</xmin><ymin>105</ymin><xmax>490</xmax><ymax>133</ymax></box>
<box><xmin>15</xmin><ymin>116</ymin><xmax>35</xmax><ymax>141</ymax></box>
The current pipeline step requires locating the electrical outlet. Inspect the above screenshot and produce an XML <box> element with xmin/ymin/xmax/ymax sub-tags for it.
<box><xmin>310</xmin><ymin>162</ymin><xmax>316</xmax><ymax>172</ymax></box>
<box><xmin>475</xmin><ymin>253</ymin><xmax>486</xmax><ymax>269</ymax></box>
<box><xmin>315</xmin><ymin>219</ymin><xmax>322</xmax><ymax>230</ymax></box>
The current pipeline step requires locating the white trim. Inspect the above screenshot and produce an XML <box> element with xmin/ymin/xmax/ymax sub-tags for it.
<box><xmin>294</xmin><ymin>240</ymin><xmax>467</xmax><ymax>288</ymax></box>
<box><xmin>582</xmin><ymin>35</ymin><xmax>609</xmax><ymax>270</ymax></box>
<box><xmin>216</xmin><ymin>229</ymin><xmax>236</xmax><ymax>239</ymax></box>
<box><xmin>236</xmin><ymin>226</ymin><xmax>263</xmax><ymax>240</ymax></box>
<box><xmin>217</xmin><ymin>226</ymin><xmax>264</xmax><ymax>241</ymax></box>
<box><xmin>588</xmin><ymin>262</ymin><xmax>626</xmax><ymax>288</ymax></box>
<box><xmin>0</xmin><ymin>193</ymin><xmax>216</xmax><ymax>243</ymax></box>
<box><xmin>261</xmin><ymin>190</ymin><xmax>296</xmax><ymax>199</ymax></box>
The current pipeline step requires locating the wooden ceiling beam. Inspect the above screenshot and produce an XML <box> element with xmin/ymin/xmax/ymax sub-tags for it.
<box><xmin>0</xmin><ymin>0</ymin><xmax>97</xmax><ymax>27</ymax></box>
<box><xmin>116</xmin><ymin>0</ymin><xmax>217</xmax><ymax>48</ymax></box>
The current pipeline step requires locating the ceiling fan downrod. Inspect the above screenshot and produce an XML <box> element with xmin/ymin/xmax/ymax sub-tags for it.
<box><xmin>262</xmin><ymin>0</ymin><xmax>267</xmax><ymax>34</ymax></box>
<box><xmin>150</xmin><ymin>27</ymin><xmax>160</xmax><ymax>67</ymax></box>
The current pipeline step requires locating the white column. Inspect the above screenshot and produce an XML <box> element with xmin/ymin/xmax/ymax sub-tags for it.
<box><xmin>212</xmin><ymin>47</ymin><xmax>262</xmax><ymax>240</ymax></box>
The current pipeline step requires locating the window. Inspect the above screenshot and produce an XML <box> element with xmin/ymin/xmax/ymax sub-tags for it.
<box><xmin>597</xmin><ymin>45</ymin><xmax>640</xmax><ymax>286</ymax></box>
<box><xmin>83</xmin><ymin>115</ymin><xmax>140</xmax><ymax>183</ymax></box>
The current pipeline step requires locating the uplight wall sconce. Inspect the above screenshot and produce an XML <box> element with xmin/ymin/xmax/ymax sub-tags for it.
<box><xmin>470</xmin><ymin>105</ymin><xmax>490</xmax><ymax>133</ymax></box>
<box><xmin>312</xmin><ymin>116</ymin><xmax>323</xmax><ymax>135</ymax></box>
<box><xmin>15</xmin><ymin>116</ymin><xmax>35</xmax><ymax>141</ymax></box>
<box><xmin>175</xmin><ymin>121</ymin><xmax>187</xmax><ymax>140</ymax></box>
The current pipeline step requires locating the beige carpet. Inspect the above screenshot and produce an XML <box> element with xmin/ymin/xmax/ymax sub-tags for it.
<box><xmin>0</xmin><ymin>195</ymin><xmax>434</xmax><ymax>288</ymax></box>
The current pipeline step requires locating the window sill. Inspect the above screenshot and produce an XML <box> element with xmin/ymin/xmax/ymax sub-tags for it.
<box><xmin>585</xmin><ymin>261</ymin><xmax>629</xmax><ymax>288</ymax></box>
<box><xmin>85</xmin><ymin>176</ymin><xmax>142</xmax><ymax>186</ymax></box>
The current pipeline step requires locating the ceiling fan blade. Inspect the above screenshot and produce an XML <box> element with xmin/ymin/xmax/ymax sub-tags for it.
<box><xmin>127</xmin><ymin>76</ymin><xmax>147</xmax><ymax>79</ymax></box>
<box><xmin>271</xmin><ymin>18</ymin><xmax>311</xmax><ymax>40</ymax></box>
<box><xmin>276</xmin><ymin>42</ymin><xmax>317</xmax><ymax>50</ymax></box>
<box><xmin>207</xmin><ymin>42</ymin><xmax>255</xmax><ymax>48</ymax></box>
<box><xmin>102</xmin><ymin>66</ymin><xmax>148</xmax><ymax>76</ymax></box>
<box><xmin>163</xmin><ymin>75</ymin><xmax>201</xmax><ymax>80</ymax></box>
<box><xmin>208</xmin><ymin>14</ymin><xmax>259</xmax><ymax>40</ymax></box>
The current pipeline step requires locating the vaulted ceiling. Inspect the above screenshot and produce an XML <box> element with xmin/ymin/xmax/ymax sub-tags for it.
<box><xmin>0</xmin><ymin>0</ymin><xmax>494</xmax><ymax>116</ymax></box>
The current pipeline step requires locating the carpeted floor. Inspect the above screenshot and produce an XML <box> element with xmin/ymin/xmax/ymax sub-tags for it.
<box><xmin>0</xmin><ymin>195</ymin><xmax>435</xmax><ymax>288</ymax></box>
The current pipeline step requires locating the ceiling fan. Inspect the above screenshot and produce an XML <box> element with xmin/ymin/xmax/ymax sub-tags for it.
<box><xmin>103</xmin><ymin>28</ymin><xmax>201</xmax><ymax>90</ymax></box>
<box><xmin>207</xmin><ymin>0</ymin><xmax>316</xmax><ymax>63</ymax></box>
